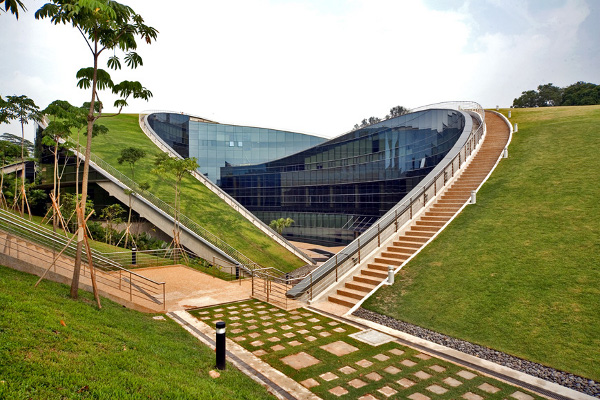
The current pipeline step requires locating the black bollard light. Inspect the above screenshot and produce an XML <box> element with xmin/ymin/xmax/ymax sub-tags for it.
<box><xmin>235</xmin><ymin>265</ymin><xmax>240</xmax><ymax>280</ymax></box>
<box><xmin>216</xmin><ymin>321</ymin><xmax>226</xmax><ymax>370</ymax></box>
<box><xmin>131</xmin><ymin>247</ymin><xmax>137</xmax><ymax>265</ymax></box>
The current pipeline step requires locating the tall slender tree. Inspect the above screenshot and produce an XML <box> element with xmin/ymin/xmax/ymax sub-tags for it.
<box><xmin>36</xmin><ymin>1</ymin><xmax>158</xmax><ymax>299</ymax></box>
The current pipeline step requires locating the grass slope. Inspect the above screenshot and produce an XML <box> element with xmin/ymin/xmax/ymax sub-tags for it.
<box><xmin>0</xmin><ymin>265</ymin><xmax>274</xmax><ymax>400</ymax></box>
<box><xmin>362</xmin><ymin>105</ymin><xmax>600</xmax><ymax>381</ymax></box>
<box><xmin>73</xmin><ymin>114</ymin><xmax>304</xmax><ymax>272</ymax></box>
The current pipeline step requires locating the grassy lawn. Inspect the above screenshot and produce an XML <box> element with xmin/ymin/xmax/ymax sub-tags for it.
<box><xmin>362</xmin><ymin>105</ymin><xmax>600</xmax><ymax>381</ymax></box>
<box><xmin>70</xmin><ymin>114</ymin><xmax>304</xmax><ymax>272</ymax></box>
<box><xmin>191</xmin><ymin>300</ymin><xmax>542</xmax><ymax>400</ymax></box>
<box><xmin>0</xmin><ymin>265</ymin><xmax>274</xmax><ymax>400</ymax></box>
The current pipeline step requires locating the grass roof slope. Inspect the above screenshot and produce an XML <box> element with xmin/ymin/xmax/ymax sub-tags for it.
<box><xmin>73</xmin><ymin>114</ymin><xmax>304</xmax><ymax>272</ymax></box>
<box><xmin>363</xmin><ymin>105</ymin><xmax>600</xmax><ymax>381</ymax></box>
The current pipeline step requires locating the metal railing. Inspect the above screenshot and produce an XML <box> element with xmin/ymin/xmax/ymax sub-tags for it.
<box><xmin>0</xmin><ymin>208</ymin><xmax>166</xmax><ymax>310</ymax></box>
<box><xmin>62</xmin><ymin>137</ymin><xmax>264</xmax><ymax>275</ymax></box>
<box><xmin>287</xmin><ymin>102</ymin><xmax>486</xmax><ymax>300</ymax></box>
<box><xmin>138</xmin><ymin>111</ymin><xmax>316</xmax><ymax>266</ymax></box>
<box><xmin>251</xmin><ymin>267</ymin><xmax>294</xmax><ymax>309</ymax></box>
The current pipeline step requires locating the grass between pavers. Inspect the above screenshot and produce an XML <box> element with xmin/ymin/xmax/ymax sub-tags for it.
<box><xmin>191</xmin><ymin>299</ymin><xmax>543</xmax><ymax>400</ymax></box>
<box><xmin>0</xmin><ymin>265</ymin><xmax>274</xmax><ymax>400</ymax></box>
<box><xmin>70</xmin><ymin>114</ymin><xmax>305</xmax><ymax>273</ymax></box>
<box><xmin>362</xmin><ymin>105</ymin><xmax>600</xmax><ymax>381</ymax></box>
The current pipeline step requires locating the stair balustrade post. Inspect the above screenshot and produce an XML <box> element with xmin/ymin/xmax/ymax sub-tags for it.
<box><xmin>358</xmin><ymin>239</ymin><xmax>361</xmax><ymax>263</ymax></box>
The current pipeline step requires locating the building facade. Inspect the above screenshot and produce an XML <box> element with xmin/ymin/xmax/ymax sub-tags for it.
<box><xmin>147</xmin><ymin>109</ymin><xmax>467</xmax><ymax>245</ymax></box>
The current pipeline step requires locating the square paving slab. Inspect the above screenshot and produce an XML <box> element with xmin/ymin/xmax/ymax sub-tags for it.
<box><xmin>349</xmin><ymin>329</ymin><xmax>396</xmax><ymax>346</ymax></box>
<box><xmin>320</xmin><ymin>341</ymin><xmax>359</xmax><ymax>356</ymax></box>
<box><xmin>281</xmin><ymin>351</ymin><xmax>320</xmax><ymax>370</ymax></box>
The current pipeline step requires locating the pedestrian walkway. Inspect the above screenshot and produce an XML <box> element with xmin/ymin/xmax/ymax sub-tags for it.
<box><xmin>177</xmin><ymin>299</ymin><xmax>546</xmax><ymax>400</ymax></box>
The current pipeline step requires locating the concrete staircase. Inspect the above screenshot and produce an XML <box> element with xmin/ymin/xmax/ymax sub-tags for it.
<box><xmin>327</xmin><ymin>112</ymin><xmax>511</xmax><ymax>308</ymax></box>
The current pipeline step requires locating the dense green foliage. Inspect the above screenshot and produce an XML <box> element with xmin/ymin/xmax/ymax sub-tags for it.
<box><xmin>513</xmin><ymin>81</ymin><xmax>600</xmax><ymax>108</ymax></box>
<box><xmin>72</xmin><ymin>114</ymin><xmax>305</xmax><ymax>272</ymax></box>
<box><xmin>363</xmin><ymin>105</ymin><xmax>600</xmax><ymax>381</ymax></box>
<box><xmin>0</xmin><ymin>266</ymin><xmax>273</xmax><ymax>399</ymax></box>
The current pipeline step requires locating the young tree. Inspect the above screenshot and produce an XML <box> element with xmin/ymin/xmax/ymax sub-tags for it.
<box><xmin>0</xmin><ymin>140</ymin><xmax>21</xmax><ymax>207</ymax></box>
<box><xmin>269</xmin><ymin>217</ymin><xmax>294</xmax><ymax>235</ymax></box>
<box><xmin>100</xmin><ymin>203</ymin><xmax>124</xmax><ymax>245</ymax></box>
<box><xmin>118</xmin><ymin>146</ymin><xmax>146</xmax><ymax>179</ymax></box>
<box><xmin>153</xmin><ymin>154</ymin><xmax>199</xmax><ymax>250</ymax></box>
<box><xmin>36</xmin><ymin>1</ymin><xmax>158</xmax><ymax>299</ymax></box>
<box><xmin>1</xmin><ymin>95</ymin><xmax>43</xmax><ymax>217</ymax></box>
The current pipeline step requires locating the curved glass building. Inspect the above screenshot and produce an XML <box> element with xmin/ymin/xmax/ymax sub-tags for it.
<box><xmin>146</xmin><ymin>109</ymin><xmax>467</xmax><ymax>245</ymax></box>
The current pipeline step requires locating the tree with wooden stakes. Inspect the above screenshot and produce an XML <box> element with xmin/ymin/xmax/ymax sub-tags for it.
<box><xmin>0</xmin><ymin>94</ymin><xmax>43</xmax><ymax>218</ymax></box>
<box><xmin>35</xmin><ymin>1</ymin><xmax>157</xmax><ymax>303</ymax></box>
<box><xmin>0</xmin><ymin>140</ymin><xmax>21</xmax><ymax>209</ymax></box>
<box><xmin>152</xmin><ymin>154</ymin><xmax>199</xmax><ymax>262</ymax></box>
<box><xmin>116</xmin><ymin>146</ymin><xmax>146</xmax><ymax>249</ymax></box>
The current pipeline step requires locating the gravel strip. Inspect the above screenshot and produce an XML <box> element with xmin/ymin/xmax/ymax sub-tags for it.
<box><xmin>353</xmin><ymin>307</ymin><xmax>599</xmax><ymax>398</ymax></box>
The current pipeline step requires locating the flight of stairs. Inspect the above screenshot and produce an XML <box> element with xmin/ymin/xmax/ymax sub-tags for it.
<box><xmin>328</xmin><ymin>112</ymin><xmax>511</xmax><ymax>308</ymax></box>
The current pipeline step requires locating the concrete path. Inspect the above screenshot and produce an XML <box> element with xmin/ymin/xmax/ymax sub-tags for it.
<box><xmin>135</xmin><ymin>265</ymin><xmax>252</xmax><ymax>311</ymax></box>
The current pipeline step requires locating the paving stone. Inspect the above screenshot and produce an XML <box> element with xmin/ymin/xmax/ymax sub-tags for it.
<box><xmin>308</xmin><ymin>318</ymin><xmax>320</xmax><ymax>322</ymax></box>
<box><xmin>214</xmin><ymin>308</ymin><xmax>224</xmax><ymax>312</ymax></box>
<box><xmin>319</xmin><ymin>332</ymin><xmax>331</xmax><ymax>337</ymax></box>
<box><xmin>256</xmin><ymin>305</ymin><xmax>266</xmax><ymax>309</ymax></box>
<box><xmin>257</xmin><ymin>310</ymin><xmax>269</xmax><ymax>314</ymax></box>
<box><xmin>413</xmin><ymin>370</ymin><xmax>432</xmax><ymax>380</ymax></box>
<box><xmin>401</xmin><ymin>359</ymin><xmax>417</xmax><ymax>367</ymax></box>
<box><xmin>242</xmin><ymin>307</ymin><xmax>252</xmax><ymax>311</ymax></box>
<box><xmin>233</xmin><ymin>336</ymin><xmax>246</xmax><ymax>342</ymax></box>
<box><xmin>247</xmin><ymin>319</ymin><xmax>257</xmax><ymax>323</ymax></box>
<box><xmin>298</xmin><ymin>329</ymin><xmax>309</xmax><ymax>334</ymax></box>
<box><xmin>230</xmin><ymin>322</ymin><xmax>241</xmax><ymax>327</ymax></box>
<box><xmin>283</xmin><ymin>332</ymin><xmax>295</xmax><ymax>338</ymax></box>
<box><xmin>231</xmin><ymin>329</ymin><xmax>243</xmax><ymax>334</ymax></box>
<box><xmin>478</xmin><ymin>383</ymin><xmax>500</xmax><ymax>394</ymax></box>
<box><xmin>264</xmin><ymin>328</ymin><xmax>277</xmax><ymax>334</ymax></box>
<box><xmin>260</xmin><ymin>316</ymin><xmax>271</xmax><ymax>320</ymax></box>
<box><xmin>339</xmin><ymin>366</ymin><xmax>356</xmax><ymax>374</ymax></box>
<box><xmin>320</xmin><ymin>341</ymin><xmax>359</xmax><ymax>356</ymax></box>
<box><xmin>281</xmin><ymin>351</ymin><xmax>320</xmax><ymax>370</ymax></box>
<box><xmin>271</xmin><ymin>344</ymin><xmax>285</xmax><ymax>351</ymax></box>
<box><xmin>248</xmin><ymin>333</ymin><xmax>261</xmax><ymax>339</ymax></box>
<box><xmin>247</xmin><ymin>325</ymin><xmax>258</xmax><ymax>330</ymax></box>
<box><xmin>365</xmin><ymin>372</ymin><xmax>383</xmax><ymax>381</ymax></box>
<box><xmin>415</xmin><ymin>353</ymin><xmax>431</xmax><ymax>360</ymax></box>
<box><xmin>408</xmin><ymin>393</ymin><xmax>430</xmax><ymax>400</ymax></box>
<box><xmin>329</xmin><ymin>386</ymin><xmax>348</xmax><ymax>397</ymax></box>
<box><xmin>276</xmin><ymin>318</ymin><xmax>288</xmax><ymax>323</ymax></box>
<box><xmin>281</xmin><ymin>325</ymin><xmax>293</xmax><ymax>330</ymax></box>
<box><xmin>378</xmin><ymin>386</ymin><xmax>398</xmax><ymax>397</ymax></box>
<box><xmin>289</xmin><ymin>340</ymin><xmax>303</xmax><ymax>346</ymax></box>
<box><xmin>333</xmin><ymin>327</ymin><xmax>346</xmax><ymax>333</ymax></box>
<box><xmin>243</xmin><ymin>313</ymin><xmax>254</xmax><ymax>317</ymax></box>
<box><xmin>373</xmin><ymin>353</ymin><xmax>390</xmax><ymax>362</ymax></box>
<box><xmin>443</xmin><ymin>377</ymin><xmax>463</xmax><ymax>387</ymax></box>
<box><xmin>289</xmin><ymin>310</ymin><xmax>300</xmax><ymax>314</ymax></box>
<box><xmin>274</xmin><ymin>313</ymin><xmax>286</xmax><ymax>317</ymax></box>
<box><xmin>267</xmin><ymin>337</ymin><xmax>280</xmax><ymax>342</ymax></box>
<box><xmin>328</xmin><ymin>321</ymin><xmax>339</xmax><ymax>326</ymax></box>
<box><xmin>197</xmin><ymin>311</ymin><xmax>209</xmax><ymax>314</ymax></box>
<box><xmin>294</xmin><ymin>322</ymin><xmax>306</xmax><ymax>326</ymax></box>
<box><xmin>214</xmin><ymin>313</ymin><xmax>224</xmax><ymax>318</ymax></box>
<box><xmin>313</xmin><ymin>325</ymin><xmax>324</xmax><ymax>330</ymax></box>
<box><xmin>355</xmin><ymin>359</ymin><xmax>374</xmax><ymax>368</ymax></box>
<box><xmin>249</xmin><ymin>340</ymin><xmax>263</xmax><ymax>346</ymax></box>
<box><xmin>462</xmin><ymin>392</ymin><xmax>484</xmax><ymax>400</ymax></box>
<box><xmin>226</xmin><ymin>305</ymin><xmax>238</xmax><ymax>309</ymax></box>
<box><xmin>358</xmin><ymin>395</ymin><xmax>378</xmax><ymax>400</ymax></box>
<box><xmin>300</xmin><ymin>378</ymin><xmax>320</xmax><ymax>388</ymax></box>
<box><xmin>301</xmin><ymin>313</ymin><xmax>312</xmax><ymax>317</ymax></box>
<box><xmin>428</xmin><ymin>364</ymin><xmax>446</xmax><ymax>373</ymax></box>
<box><xmin>348</xmin><ymin>378</ymin><xmax>367</xmax><ymax>388</ymax></box>
<box><xmin>253</xmin><ymin>349</ymin><xmax>267</xmax><ymax>356</ymax></box>
<box><xmin>199</xmin><ymin>316</ymin><xmax>211</xmax><ymax>320</ymax></box>
<box><xmin>457</xmin><ymin>370</ymin><xmax>477</xmax><ymax>380</ymax></box>
<box><xmin>319</xmin><ymin>372</ymin><xmax>339</xmax><ymax>381</ymax></box>
<box><xmin>229</xmin><ymin>317</ymin><xmax>240</xmax><ymax>321</ymax></box>
<box><xmin>262</xmin><ymin>322</ymin><xmax>272</xmax><ymax>326</ymax></box>
<box><xmin>426</xmin><ymin>384</ymin><xmax>448</xmax><ymax>395</ymax></box>
<box><xmin>305</xmin><ymin>336</ymin><xmax>317</xmax><ymax>342</ymax></box>
<box><xmin>511</xmin><ymin>391</ymin><xmax>534</xmax><ymax>400</ymax></box>
<box><xmin>229</xmin><ymin>311</ymin><xmax>239</xmax><ymax>314</ymax></box>
<box><xmin>397</xmin><ymin>378</ymin><xmax>416</xmax><ymax>388</ymax></box>
<box><xmin>290</xmin><ymin>315</ymin><xmax>302</xmax><ymax>320</ymax></box>
<box><xmin>383</xmin><ymin>365</ymin><xmax>401</xmax><ymax>375</ymax></box>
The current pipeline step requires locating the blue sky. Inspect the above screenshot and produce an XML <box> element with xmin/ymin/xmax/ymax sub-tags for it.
<box><xmin>1</xmin><ymin>0</ymin><xmax>598</xmax><ymax>141</ymax></box>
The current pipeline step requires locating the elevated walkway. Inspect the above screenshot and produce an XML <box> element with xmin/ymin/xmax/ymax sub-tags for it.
<box><xmin>319</xmin><ymin>111</ymin><xmax>511</xmax><ymax>310</ymax></box>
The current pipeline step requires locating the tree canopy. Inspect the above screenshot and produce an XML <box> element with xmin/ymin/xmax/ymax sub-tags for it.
<box><xmin>512</xmin><ymin>81</ymin><xmax>600</xmax><ymax>108</ymax></box>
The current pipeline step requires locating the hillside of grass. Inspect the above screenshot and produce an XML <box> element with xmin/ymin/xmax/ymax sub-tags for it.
<box><xmin>71</xmin><ymin>114</ymin><xmax>304</xmax><ymax>272</ymax></box>
<box><xmin>362</xmin><ymin>105</ymin><xmax>600</xmax><ymax>381</ymax></box>
<box><xmin>0</xmin><ymin>265</ymin><xmax>273</xmax><ymax>399</ymax></box>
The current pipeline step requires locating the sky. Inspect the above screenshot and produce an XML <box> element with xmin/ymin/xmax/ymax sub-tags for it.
<box><xmin>1</xmin><ymin>0</ymin><xmax>598</xmax><ymax>142</ymax></box>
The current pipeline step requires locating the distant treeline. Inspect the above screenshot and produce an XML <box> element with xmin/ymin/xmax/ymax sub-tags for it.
<box><xmin>512</xmin><ymin>81</ymin><xmax>600</xmax><ymax>108</ymax></box>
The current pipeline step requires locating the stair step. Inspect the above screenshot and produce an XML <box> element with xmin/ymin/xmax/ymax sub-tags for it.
<box><xmin>337</xmin><ymin>287</ymin><xmax>366</xmax><ymax>300</ymax></box>
<box><xmin>354</xmin><ymin>275</ymin><xmax>380</xmax><ymax>285</ymax></box>
<box><xmin>363</xmin><ymin>268</ymin><xmax>388</xmax><ymax>278</ymax></box>
<box><xmin>405</xmin><ymin>231</ymin><xmax>435</xmax><ymax>238</ymax></box>
<box><xmin>346</xmin><ymin>281</ymin><xmax>377</xmax><ymax>292</ymax></box>
<box><xmin>328</xmin><ymin>294</ymin><xmax>355</xmax><ymax>308</ymax></box>
<box><xmin>392</xmin><ymin>240</ymin><xmax>422</xmax><ymax>248</ymax></box>
<box><xmin>415</xmin><ymin>220</ymin><xmax>445</xmax><ymax>227</ymax></box>
<box><xmin>411</xmin><ymin>225</ymin><xmax>439</xmax><ymax>232</ymax></box>
<box><xmin>401</xmin><ymin>236</ymin><xmax>429</xmax><ymax>243</ymax></box>
<box><xmin>386</xmin><ymin>245</ymin><xmax>417</xmax><ymax>254</ymax></box>
<box><xmin>373</xmin><ymin>257</ymin><xmax>403</xmax><ymax>266</ymax></box>
<box><xmin>381</xmin><ymin>251</ymin><xmax>410</xmax><ymax>260</ymax></box>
